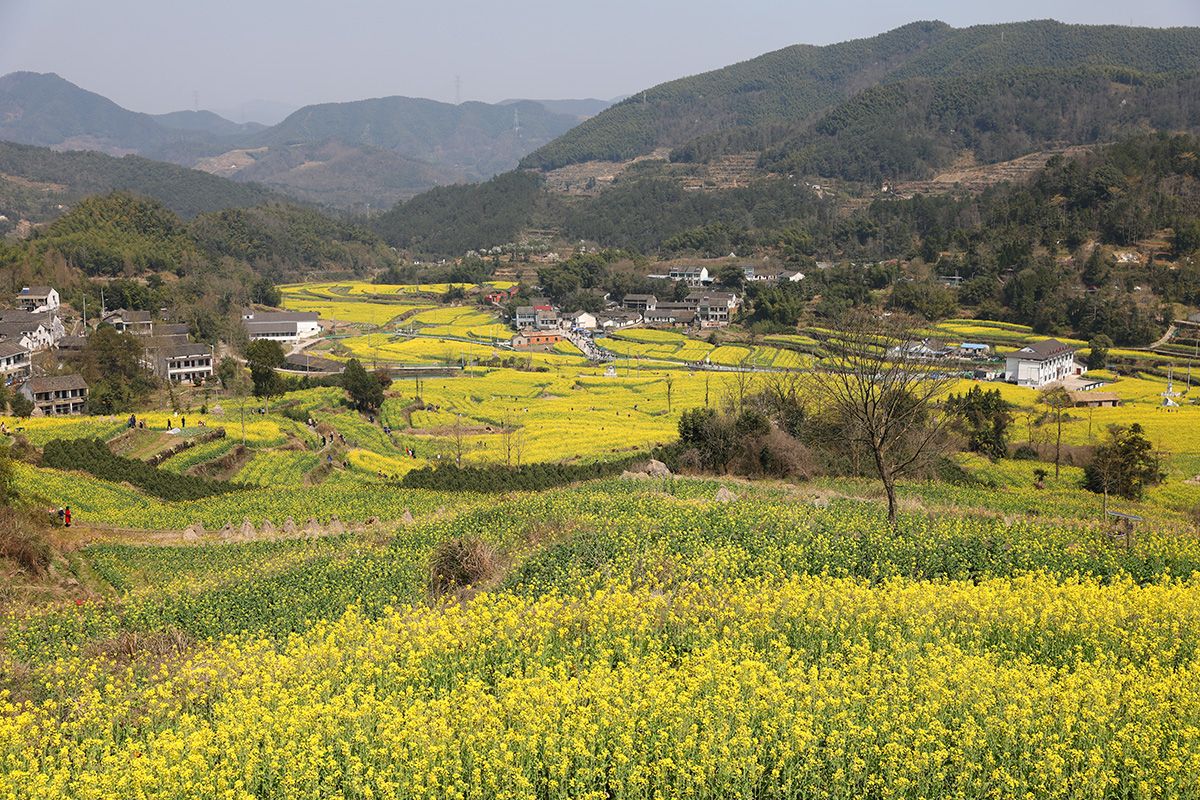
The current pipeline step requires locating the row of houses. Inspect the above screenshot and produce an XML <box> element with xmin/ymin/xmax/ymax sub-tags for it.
<box><xmin>619</xmin><ymin>291</ymin><xmax>741</xmax><ymax>327</ymax></box>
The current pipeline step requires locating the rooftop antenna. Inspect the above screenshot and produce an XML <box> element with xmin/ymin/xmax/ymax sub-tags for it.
<box><xmin>455</xmin><ymin>74</ymin><xmax>461</xmax><ymax>105</ymax></box>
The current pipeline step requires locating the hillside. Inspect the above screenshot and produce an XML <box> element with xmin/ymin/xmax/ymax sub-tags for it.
<box><xmin>150</xmin><ymin>110</ymin><xmax>266</xmax><ymax>137</ymax></box>
<box><xmin>521</xmin><ymin>19</ymin><xmax>1200</xmax><ymax>171</ymax></box>
<box><xmin>0</xmin><ymin>72</ymin><xmax>588</xmax><ymax>208</ymax></box>
<box><xmin>0</xmin><ymin>140</ymin><xmax>280</xmax><ymax>224</ymax></box>
<box><xmin>0</xmin><ymin>71</ymin><xmax>178</xmax><ymax>155</ymax></box>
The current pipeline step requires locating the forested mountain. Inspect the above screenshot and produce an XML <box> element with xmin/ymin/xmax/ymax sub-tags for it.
<box><xmin>500</xmin><ymin>98</ymin><xmax>615</xmax><ymax>119</ymax></box>
<box><xmin>257</xmin><ymin>97</ymin><xmax>577</xmax><ymax>179</ymax></box>
<box><xmin>759</xmin><ymin>68</ymin><xmax>1200</xmax><ymax>183</ymax></box>
<box><xmin>0</xmin><ymin>72</ymin><xmax>186</xmax><ymax>155</ymax></box>
<box><xmin>0</xmin><ymin>141</ymin><xmax>280</xmax><ymax>226</ymax></box>
<box><xmin>150</xmin><ymin>110</ymin><xmax>266</xmax><ymax>137</ymax></box>
<box><xmin>521</xmin><ymin>19</ymin><xmax>1200</xmax><ymax>171</ymax></box>
<box><xmin>0</xmin><ymin>72</ymin><xmax>587</xmax><ymax>208</ymax></box>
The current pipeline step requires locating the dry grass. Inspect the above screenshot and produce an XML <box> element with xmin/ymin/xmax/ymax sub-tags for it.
<box><xmin>82</xmin><ymin>628</ymin><xmax>194</xmax><ymax>665</ymax></box>
<box><xmin>0</xmin><ymin>507</ymin><xmax>52</xmax><ymax>576</ymax></box>
<box><xmin>429</xmin><ymin>536</ymin><xmax>501</xmax><ymax>598</ymax></box>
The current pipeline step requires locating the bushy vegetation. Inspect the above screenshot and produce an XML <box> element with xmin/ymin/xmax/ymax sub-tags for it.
<box><xmin>399</xmin><ymin>454</ymin><xmax>654</xmax><ymax>492</ymax></box>
<box><xmin>372</xmin><ymin>170</ymin><xmax>550</xmax><ymax>255</ymax></box>
<box><xmin>42</xmin><ymin>438</ymin><xmax>241</xmax><ymax>501</ymax></box>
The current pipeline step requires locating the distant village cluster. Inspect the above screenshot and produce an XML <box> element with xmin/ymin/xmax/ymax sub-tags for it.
<box><xmin>0</xmin><ymin>288</ymin><xmax>335</xmax><ymax>416</ymax></box>
<box><xmin>505</xmin><ymin>265</ymin><xmax>745</xmax><ymax>354</ymax></box>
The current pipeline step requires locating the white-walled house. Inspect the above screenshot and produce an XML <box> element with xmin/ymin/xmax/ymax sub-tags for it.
<box><xmin>243</xmin><ymin>310</ymin><xmax>321</xmax><ymax>342</ymax></box>
<box><xmin>0</xmin><ymin>341</ymin><xmax>31</xmax><ymax>384</ymax></box>
<box><xmin>1004</xmin><ymin>339</ymin><xmax>1081</xmax><ymax>388</ymax></box>
<box><xmin>668</xmin><ymin>266</ymin><xmax>710</xmax><ymax>286</ymax></box>
<box><xmin>15</xmin><ymin>286</ymin><xmax>59</xmax><ymax>314</ymax></box>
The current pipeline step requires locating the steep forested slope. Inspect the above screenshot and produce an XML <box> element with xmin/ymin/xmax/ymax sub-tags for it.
<box><xmin>0</xmin><ymin>141</ymin><xmax>280</xmax><ymax>222</ymax></box>
<box><xmin>522</xmin><ymin>20</ymin><xmax>1200</xmax><ymax>170</ymax></box>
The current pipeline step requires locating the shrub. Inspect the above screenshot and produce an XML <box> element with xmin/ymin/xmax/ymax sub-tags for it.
<box><xmin>429</xmin><ymin>536</ymin><xmax>500</xmax><ymax>596</ymax></box>
<box><xmin>42</xmin><ymin>438</ymin><xmax>242</xmax><ymax>500</ymax></box>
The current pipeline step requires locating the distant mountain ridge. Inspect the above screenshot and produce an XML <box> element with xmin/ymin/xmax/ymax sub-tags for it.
<box><xmin>0</xmin><ymin>72</ymin><xmax>589</xmax><ymax>208</ymax></box>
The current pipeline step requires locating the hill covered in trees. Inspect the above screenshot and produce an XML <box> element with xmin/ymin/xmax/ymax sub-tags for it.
<box><xmin>0</xmin><ymin>141</ymin><xmax>281</xmax><ymax>227</ymax></box>
<box><xmin>521</xmin><ymin>19</ymin><xmax>1200</xmax><ymax>171</ymax></box>
<box><xmin>0</xmin><ymin>192</ymin><xmax>399</xmax><ymax>340</ymax></box>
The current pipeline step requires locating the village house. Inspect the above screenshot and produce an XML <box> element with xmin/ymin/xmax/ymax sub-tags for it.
<box><xmin>152</xmin><ymin>342</ymin><xmax>214</xmax><ymax>383</ymax></box>
<box><xmin>0</xmin><ymin>310</ymin><xmax>64</xmax><ymax>351</ymax></box>
<box><xmin>484</xmin><ymin>286</ymin><xmax>519</xmax><ymax>305</ymax></box>
<box><xmin>668</xmin><ymin>266</ymin><xmax>710</xmax><ymax>286</ymax></box>
<box><xmin>644</xmin><ymin>307</ymin><xmax>697</xmax><ymax>327</ymax></box>
<box><xmin>1004</xmin><ymin>339</ymin><xmax>1081</xmax><ymax>388</ymax></box>
<box><xmin>566</xmin><ymin>311</ymin><xmax>597</xmax><ymax>330</ymax></box>
<box><xmin>514</xmin><ymin>306</ymin><xmax>538</xmax><ymax>328</ymax></box>
<box><xmin>887</xmin><ymin>338</ymin><xmax>954</xmax><ymax>360</ymax></box>
<box><xmin>511</xmin><ymin>331</ymin><xmax>564</xmax><ymax>351</ymax></box>
<box><xmin>535</xmin><ymin>308</ymin><xmax>561</xmax><ymax>331</ymax></box>
<box><xmin>596</xmin><ymin>310</ymin><xmax>642</xmax><ymax>330</ymax></box>
<box><xmin>743</xmin><ymin>265</ymin><xmax>805</xmax><ymax>284</ymax></box>
<box><xmin>0</xmin><ymin>341</ymin><xmax>31</xmax><ymax>384</ymax></box>
<box><xmin>20</xmin><ymin>374</ymin><xmax>88</xmax><ymax>415</ymax></box>
<box><xmin>1069</xmin><ymin>391</ymin><xmax>1121</xmax><ymax>408</ymax></box>
<box><xmin>103</xmin><ymin>309</ymin><xmax>156</xmax><ymax>335</ymax></box>
<box><xmin>243</xmin><ymin>310</ymin><xmax>322</xmax><ymax>342</ymax></box>
<box><xmin>683</xmin><ymin>290</ymin><xmax>740</xmax><ymax>325</ymax></box>
<box><xmin>622</xmin><ymin>294</ymin><xmax>657</xmax><ymax>313</ymax></box>
<box><xmin>14</xmin><ymin>286</ymin><xmax>59</xmax><ymax>314</ymax></box>
<box><xmin>957</xmin><ymin>342</ymin><xmax>991</xmax><ymax>359</ymax></box>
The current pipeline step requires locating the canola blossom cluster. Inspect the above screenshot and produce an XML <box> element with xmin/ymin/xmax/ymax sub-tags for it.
<box><xmin>5</xmin><ymin>482</ymin><xmax>1200</xmax><ymax>798</ymax></box>
<box><xmin>4</xmin><ymin>574</ymin><xmax>1200</xmax><ymax>799</ymax></box>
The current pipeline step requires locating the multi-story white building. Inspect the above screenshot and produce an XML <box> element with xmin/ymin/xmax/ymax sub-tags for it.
<box><xmin>1004</xmin><ymin>339</ymin><xmax>1081</xmax><ymax>388</ymax></box>
<box><xmin>154</xmin><ymin>342</ymin><xmax>214</xmax><ymax>383</ymax></box>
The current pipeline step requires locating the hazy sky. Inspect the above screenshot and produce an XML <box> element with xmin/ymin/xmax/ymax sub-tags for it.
<box><xmin>1</xmin><ymin>0</ymin><xmax>1197</xmax><ymax>121</ymax></box>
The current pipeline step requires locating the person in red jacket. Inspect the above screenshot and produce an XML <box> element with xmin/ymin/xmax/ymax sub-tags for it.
<box><xmin>64</xmin><ymin>507</ymin><xmax>71</xmax><ymax>528</ymax></box>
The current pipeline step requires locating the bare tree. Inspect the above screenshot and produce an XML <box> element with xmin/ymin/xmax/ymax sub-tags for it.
<box><xmin>1037</xmin><ymin>385</ymin><xmax>1072</xmax><ymax>479</ymax></box>
<box><xmin>500</xmin><ymin>413</ymin><xmax>515</xmax><ymax>467</ymax></box>
<box><xmin>452</xmin><ymin>413</ymin><xmax>465</xmax><ymax>466</ymax></box>
<box><xmin>514</xmin><ymin>427</ymin><xmax>526</xmax><ymax>468</ymax></box>
<box><xmin>811</xmin><ymin>311</ymin><xmax>955</xmax><ymax>526</ymax></box>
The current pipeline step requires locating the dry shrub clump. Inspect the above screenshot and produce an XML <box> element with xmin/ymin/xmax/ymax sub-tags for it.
<box><xmin>429</xmin><ymin>536</ymin><xmax>501</xmax><ymax>597</ymax></box>
<box><xmin>0</xmin><ymin>507</ymin><xmax>52</xmax><ymax>575</ymax></box>
<box><xmin>83</xmin><ymin>628</ymin><xmax>194</xmax><ymax>666</ymax></box>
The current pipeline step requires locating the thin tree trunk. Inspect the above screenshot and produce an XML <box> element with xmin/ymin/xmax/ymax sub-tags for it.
<box><xmin>1055</xmin><ymin>413</ymin><xmax>1062</xmax><ymax>479</ymax></box>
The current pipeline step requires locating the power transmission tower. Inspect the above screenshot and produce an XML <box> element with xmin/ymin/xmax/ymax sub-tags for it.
<box><xmin>455</xmin><ymin>74</ymin><xmax>461</xmax><ymax>105</ymax></box>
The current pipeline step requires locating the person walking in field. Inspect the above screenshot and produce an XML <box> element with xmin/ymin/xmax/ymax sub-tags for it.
<box><xmin>64</xmin><ymin>507</ymin><xmax>72</xmax><ymax>528</ymax></box>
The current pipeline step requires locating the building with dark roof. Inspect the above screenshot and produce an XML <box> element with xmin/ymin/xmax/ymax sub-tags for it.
<box><xmin>15</xmin><ymin>286</ymin><xmax>59</xmax><ymax>313</ymax></box>
<box><xmin>0</xmin><ymin>340</ymin><xmax>31</xmax><ymax>384</ymax></box>
<box><xmin>20</xmin><ymin>374</ymin><xmax>88</xmax><ymax>415</ymax></box>
<box><xmin>242</xmin><ymin>310</ymin><xmax>321</xmax><ymax>342</ymax></box>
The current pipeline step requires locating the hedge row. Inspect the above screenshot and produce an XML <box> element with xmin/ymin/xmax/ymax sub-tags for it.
<box><xmin>43</xmin><ymin>438</ymin><xmax>242</xmax><ymax>501</ymax></box>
